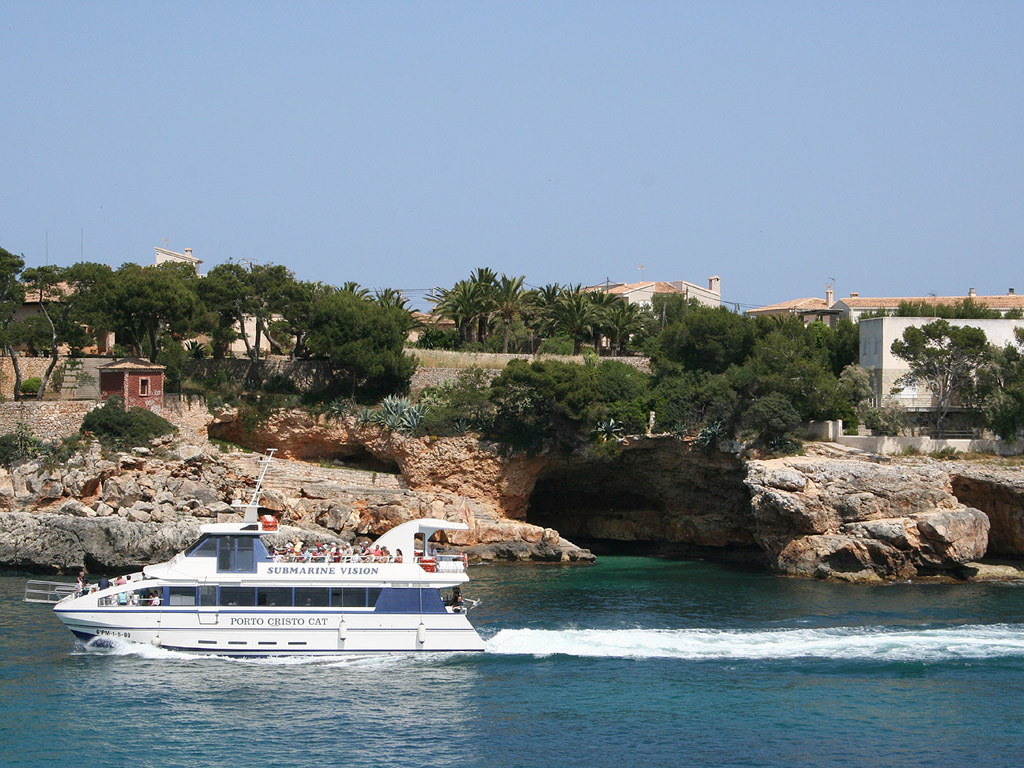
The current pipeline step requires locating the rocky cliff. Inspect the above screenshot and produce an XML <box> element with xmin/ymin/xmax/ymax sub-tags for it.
<box><xmin>745</xmin><ymin>454</ymin><xmax>991</xmax><ymax>581</ymax></box>
<box><xmin>0</xmin><ymin>439</ymin><xmax>592</xmax><ymax>574</ymax></box>
<box><xmin>3</xmin><ymin>405</ymin><xmax>1023</xmax><ymax>582</ymax></box>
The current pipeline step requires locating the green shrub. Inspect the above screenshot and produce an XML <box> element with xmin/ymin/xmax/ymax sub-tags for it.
<box><xmin>0</xmin><ymin>424</ymin><xmax>42</xmax><ymax>465</ymax></box>
<box><xmin>415</xmin><ymin>327</ymin><xmax>458</xmax><ymax>350</ymax></box>
<box><xmin>536</xmin><ymin>336</ymin><xmax>575</xmax><ymax>356</ymax></box>
<box><xmin>80</xmin><ymin>396</ymin><xmax>177</xmax><ymax>448</ymax></box>
<box><xmin>19</xmin><ymin>377</ymin><xmax>42</xmax><ymax>396</ymax></box>
<box><xmin>742</xmin><ymin>392</ymin><xmax>801</xmax><ymax>452</ymax></box>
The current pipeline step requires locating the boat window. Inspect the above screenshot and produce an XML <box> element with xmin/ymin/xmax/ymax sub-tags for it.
<box><xmin>237</xmin><ymin>537</ymin><xmax>255</xmax><ymax>571</ymax></box>
<box><xmin>217</xmin><ymin>538</ymin><xmax>234</xmax><ymax>571</ymax></box>
<box><xmin>186</xmin><ymin>536</ymin><xmax>218</xmax><ymax>558</ymax></box>
<box><xmin>219</xmin><ymin>587</ymin><xmax>257</xmax><ymax>606</ymax></box>
<box><xmin>257</xmin><ymin>587</ymin><xmax>292</xmax><ymax>607</ymax></box>
<box><xmin>295</xmin><ymin>588</ymin><xmax>330</xmax><ymax>607</ymax></box>
<box><xmin>374</xmin><ymin>588</ymin><xmax>446</xmax><ymax>614</ymax></box>
<box><xmin>168</xmin><ymin>587</ymin><xmax>197</xmax><ymax>606</ymax></box>
<box><xmin>327</xmin><ymin>587</ymin><xmax>381</xmax><ymax>608</ymax></box>
<box><xmin>340</xmin><ymin>588</ymin><xmax>367</xmax><ymax>608</ymax></box>
<box><xmin>199</xmin><ymin>585</ymin><xmax>218</xmax><ymax>606</ymax></box>
<box><xmin>216</xmin><ymin>536</ymin><xmax>260</xmax><ymax>573</ymax></box>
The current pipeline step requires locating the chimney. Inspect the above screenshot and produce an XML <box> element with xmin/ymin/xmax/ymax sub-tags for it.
<box><xmin>708</xmin><ymin>275</ymin><xmax>721</xmax><ymax>294</ymax></box>
<box><xmin>1009</xmin><ymin>288</ymin><xmax>1015</xmax><ymax>295</ymax></box>
<box><xmin>184</xmin><ymin>248</ymin><xmax>193</xmax><ymax>258</ymax></box>
<box><xmin>825</xmin><ymin>285</ymin><xmax>835</xmax><ymax>308</ymax></box>
<box><xmin>849</xmin><ymin>292</ymin><xmax>859</xmax><ymax>298</ymax></box>
<box><xmin>968</xmin><ymin>288</ymin><xmax>976</xmax><ymax>297</ymax></box>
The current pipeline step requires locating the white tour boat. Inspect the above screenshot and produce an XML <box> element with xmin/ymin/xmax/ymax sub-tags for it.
<box><xmin>25</xmin><ymin>451</ymin><xmax>486</xmax><ymax>655</ymax></box>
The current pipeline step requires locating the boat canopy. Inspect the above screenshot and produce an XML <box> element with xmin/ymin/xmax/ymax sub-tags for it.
<box><xmin>372</xmin><ymin>518</ymin><xmax>468</xmax><ymax>557</ymax></box>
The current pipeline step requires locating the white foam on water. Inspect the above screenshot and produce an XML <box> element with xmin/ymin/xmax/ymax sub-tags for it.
<box><xmin>76</xmin><ymin>636</ymin><xmax>198</xmax><ymax>661</ymax></box>
<box><xmin>485</xmin><ymin>625</ymin><xmax>1024</xmax><ymax>662</ymax></box>
<box><xmin>74</xmin><ymin>637</ymin><xmax>466</xmax><ymax>668</ymax></box>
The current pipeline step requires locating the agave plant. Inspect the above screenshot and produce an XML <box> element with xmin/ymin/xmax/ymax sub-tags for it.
<box><xmin>397</xmin><ymin>403</ymin><xmax>429</xmax><ymax>435</ymax></box>
<box><xmin>453</xmin><ymin>417</ymin><xmax>472</xmax><ymax>435</ymax></box>
<box><xmin>185</xmin><ymin>340</ymin><xmax>208</xmax><ymax>359</ymax></box>
<box><xmin>695</xmin><ymin>420</ymin><xmax>726</xmax><ymax>453</ymax></box>
<box><xmin>595</xmin><ymin>417</ymin><xmax>624</xmax><ymax>443</ymax></box>
<box><xmin>324</xmin><ymin>399</ymin><xmax>351</xmax><ymax>421</ymax></box>
<box><xmin>356</xmin><ymin>406</ymin><xmax>376</xmax><ymax>427</ymax></box>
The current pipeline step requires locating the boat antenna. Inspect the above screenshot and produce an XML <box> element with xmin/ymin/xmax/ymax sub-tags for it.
<box><xmin>250</xmin><ymin>448</ymin><xmax>277</xmax><ymax>506</ymax></box>
<box><xmin>240</xmin><ymin>448</ymin><xmax>276</xmax><ymax>522</ymax></box>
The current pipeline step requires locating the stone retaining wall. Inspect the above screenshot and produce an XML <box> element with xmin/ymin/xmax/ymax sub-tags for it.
<box><xmin>0</xmin><ymin>357</ymin><xmax>58</xmax><ymax>398</ymax></box>
<box><xmin>837</xmin><ymin>434</ymin><xmax>1024</xmax><ymax>456</ymax></box>
<box><xmin>411</xmin><ymin>367</ymin><xmax>501</xmax><ymax>393</ymax></box>
<box><xmin>0</xmin><ymin>396</ymin><xmax>212</xmax><ymax>441</ymax></box>
<box><xmin>0</xmin><ymin>400</ymin><xmax>98</xmax><ymax>439</ymax></box>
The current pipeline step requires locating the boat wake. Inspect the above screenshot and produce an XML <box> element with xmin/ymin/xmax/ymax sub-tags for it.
<box><xmin>485</xmin><ymin>624</ymin><xmax>1024</xmax><ymax>662</ymax></box>
<box><xmin>74</xmin><ymin>636</ymin><xmax>464</xmax><ymax>667</ymax></box>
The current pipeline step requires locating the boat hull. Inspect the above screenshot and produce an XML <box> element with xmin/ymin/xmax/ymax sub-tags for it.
<box><xmin>55</xmin><ymin>606</ymin><xmax>486</xmax><ymax>655</ymax></box>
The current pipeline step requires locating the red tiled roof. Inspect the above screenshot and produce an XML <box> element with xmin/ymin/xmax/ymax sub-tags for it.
<box><xmin>748</xmin><ymin>297</ymin><xmax>829</xmax><ymax>315</ymax></box>
<box><xmin>590</xmin><ymin>281</ymin><xmax>683</xmax><ymax>296</ymax></box>
<box><xmin>838</xmin><ymin>295</ymin><xmax>1024</xmax><ymax>309</ymax></box>
<box><xmin>100</xmin><ymin>357</ymin><xmax>166</xmax><ymax>371</ymax></box>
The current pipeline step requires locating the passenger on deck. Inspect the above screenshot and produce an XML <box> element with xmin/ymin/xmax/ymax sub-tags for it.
<box><xmin>395</xmin><ymin>549</ymin><xmax>403</xmax><ymax>563</ymax></box>
<box><xmin>76</xmin><ymin>571</ymin><xmax>89</xmax><ymax>595</ymax></box>
<box><xmin>449</xmin><ymin>586</ymin><xmax>464</xmax><ymax>612</ymax></box>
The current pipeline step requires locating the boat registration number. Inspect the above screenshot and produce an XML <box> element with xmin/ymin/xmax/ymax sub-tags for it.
<box><xmin>96</xmin><ymin>629</ymin><xmax>132</xmax><ymax>639</ymax></box>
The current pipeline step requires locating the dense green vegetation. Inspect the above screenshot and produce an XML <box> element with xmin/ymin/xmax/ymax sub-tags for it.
<box><xmin>79</xmin><ymin>396</ymin><xmax>177</xmax><ymax>449</ymax></box>
<box><xmin>2</xmin><ymin>240</ymin><xmax>1024</xmax><ymax>451</ymax></box>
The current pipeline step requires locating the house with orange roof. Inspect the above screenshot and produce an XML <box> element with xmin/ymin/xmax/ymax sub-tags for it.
<box><xmin>587</xmin><ymin>276</ymin><xmax>721</xmax><ymax>308</ymax></box>
<box><xmin>840</xmin><ymin>288</ymin><xmax>1024</xmax><ymax>419</ymax></box>
<box><xmin>747</xmin><ymin>286</ymin><xmax>841</xmax><ymax>326</ymax></box>
<box><xmin>833</xmin><ymin>288</ymin><xmax>1024</xmax><ymax>322</ymax></box>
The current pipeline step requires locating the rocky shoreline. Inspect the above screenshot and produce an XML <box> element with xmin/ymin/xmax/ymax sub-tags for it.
<box><xmin>0</xmin><ymin>439</ymin><xmax>594</xmax><ymax>575</ymax></box>
<box><xmin>1</xmin><ymin>408</ymin><xmax>1023</xmax><ymax>582</ymax></box>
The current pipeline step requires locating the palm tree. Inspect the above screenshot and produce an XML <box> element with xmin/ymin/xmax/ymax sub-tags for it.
<box><xmin>550</xmin><ymin>288</ymin><xmax>598</xmax><ymax>355</ymax></box>
<box><xmin>340</xmin><ymin>281</ymin><xmax>371</xmax><ymax>300</ymax></box>
<box><xmin>374</xmin><ymin>287</ymin><xmax>409</xmax><ymax>310</ymax></box>
<box><xmin>526</xmin><ymin>283</ymin><xmax>564</xmax><ymax>345</ymax></box>
<box><xmin>433</xmin><ymin>280</ymin><xmax>486</xmax><ymax>344</ymax></box>
<box><xmin>469</xmin><ymin>267</ymin><xmax>498</xmax><ymax>344</ymax></box>
<box><xmin>493</xmin><ymin>274</ymin><xmax>529</xmax><ymax>353</ymax></box>
<box><xmin>607</xmin><ymin>300</ymin><xmax>644</xmax><ymax>355</ymax></box>
<box><xmin>587</xmin><ymin>290</ymin><xmax>621</xmax><ymax>354</ymax></box>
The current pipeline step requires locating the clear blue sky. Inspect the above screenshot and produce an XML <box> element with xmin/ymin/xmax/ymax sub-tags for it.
<box><xmin>2</xmin><ymin>2</ymin><xmax>1022</xmax><ymax>311</ymax></box>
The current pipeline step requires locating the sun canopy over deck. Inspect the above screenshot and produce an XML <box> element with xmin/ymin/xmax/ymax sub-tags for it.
<box><xmin>372</xmin><ymin>518</ymin><xmax>468</xmax><ymax>558</ymax></box>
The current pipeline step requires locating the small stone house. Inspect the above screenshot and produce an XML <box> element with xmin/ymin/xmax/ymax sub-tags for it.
<box><xmin>99</xmin><ymin>357</ymin><xmax>165</xmax><ymax>414</ymax></box>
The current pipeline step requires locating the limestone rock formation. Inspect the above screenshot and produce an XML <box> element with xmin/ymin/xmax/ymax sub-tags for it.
<box><xmin>5</xmin><ymin>403</ymin><xmax>1023</xmax><ymax>582</ymax></box>
<box><xmin>746</xmin><ymin>456</ymin><xmax>991</xmax><ymax>582</ymax></box>
<box><xmin>0</xmin><ymin>437</ymin><xmax>592</xmax><ymax>573</ymax></box>
<box><xmin>949</xmin><ymin>465</ymin><xmax>1024</xmax><ymax>556</ymax></box>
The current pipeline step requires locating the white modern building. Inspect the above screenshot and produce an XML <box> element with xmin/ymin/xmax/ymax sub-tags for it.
<box><xmin>859</xmin><ymin>315</ymin><xmax>1024</xmax><ymax>408</ymax></box>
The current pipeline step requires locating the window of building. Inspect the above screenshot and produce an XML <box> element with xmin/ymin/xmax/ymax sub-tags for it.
<box><xmin>139</xmin><ymin>377</ymin><xmax>150</xmax><ymax>396</ymax></box>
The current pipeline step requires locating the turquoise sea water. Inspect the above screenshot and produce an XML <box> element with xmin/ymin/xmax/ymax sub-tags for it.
<box><xmin>3</xmin><ymin>558</ymin><xmax>1024</xmax><ymax>768</ymax></box>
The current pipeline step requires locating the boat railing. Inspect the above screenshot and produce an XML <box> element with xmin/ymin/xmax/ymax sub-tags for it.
<box><xmin>24</xmin><ymin>580</ymin><xmax>78</xmax><ymax>604</ymax></box>
<box><xmin>268</xmin><ymin>551</ymin><xmax>467</xmax><ymax>572</ymax></box>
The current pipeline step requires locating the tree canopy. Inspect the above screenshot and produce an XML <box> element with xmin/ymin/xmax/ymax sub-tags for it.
<box><xmin>891</xmin><ymin>319</ymin><xmax>990</xmax><ymax>433</ymax></box>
